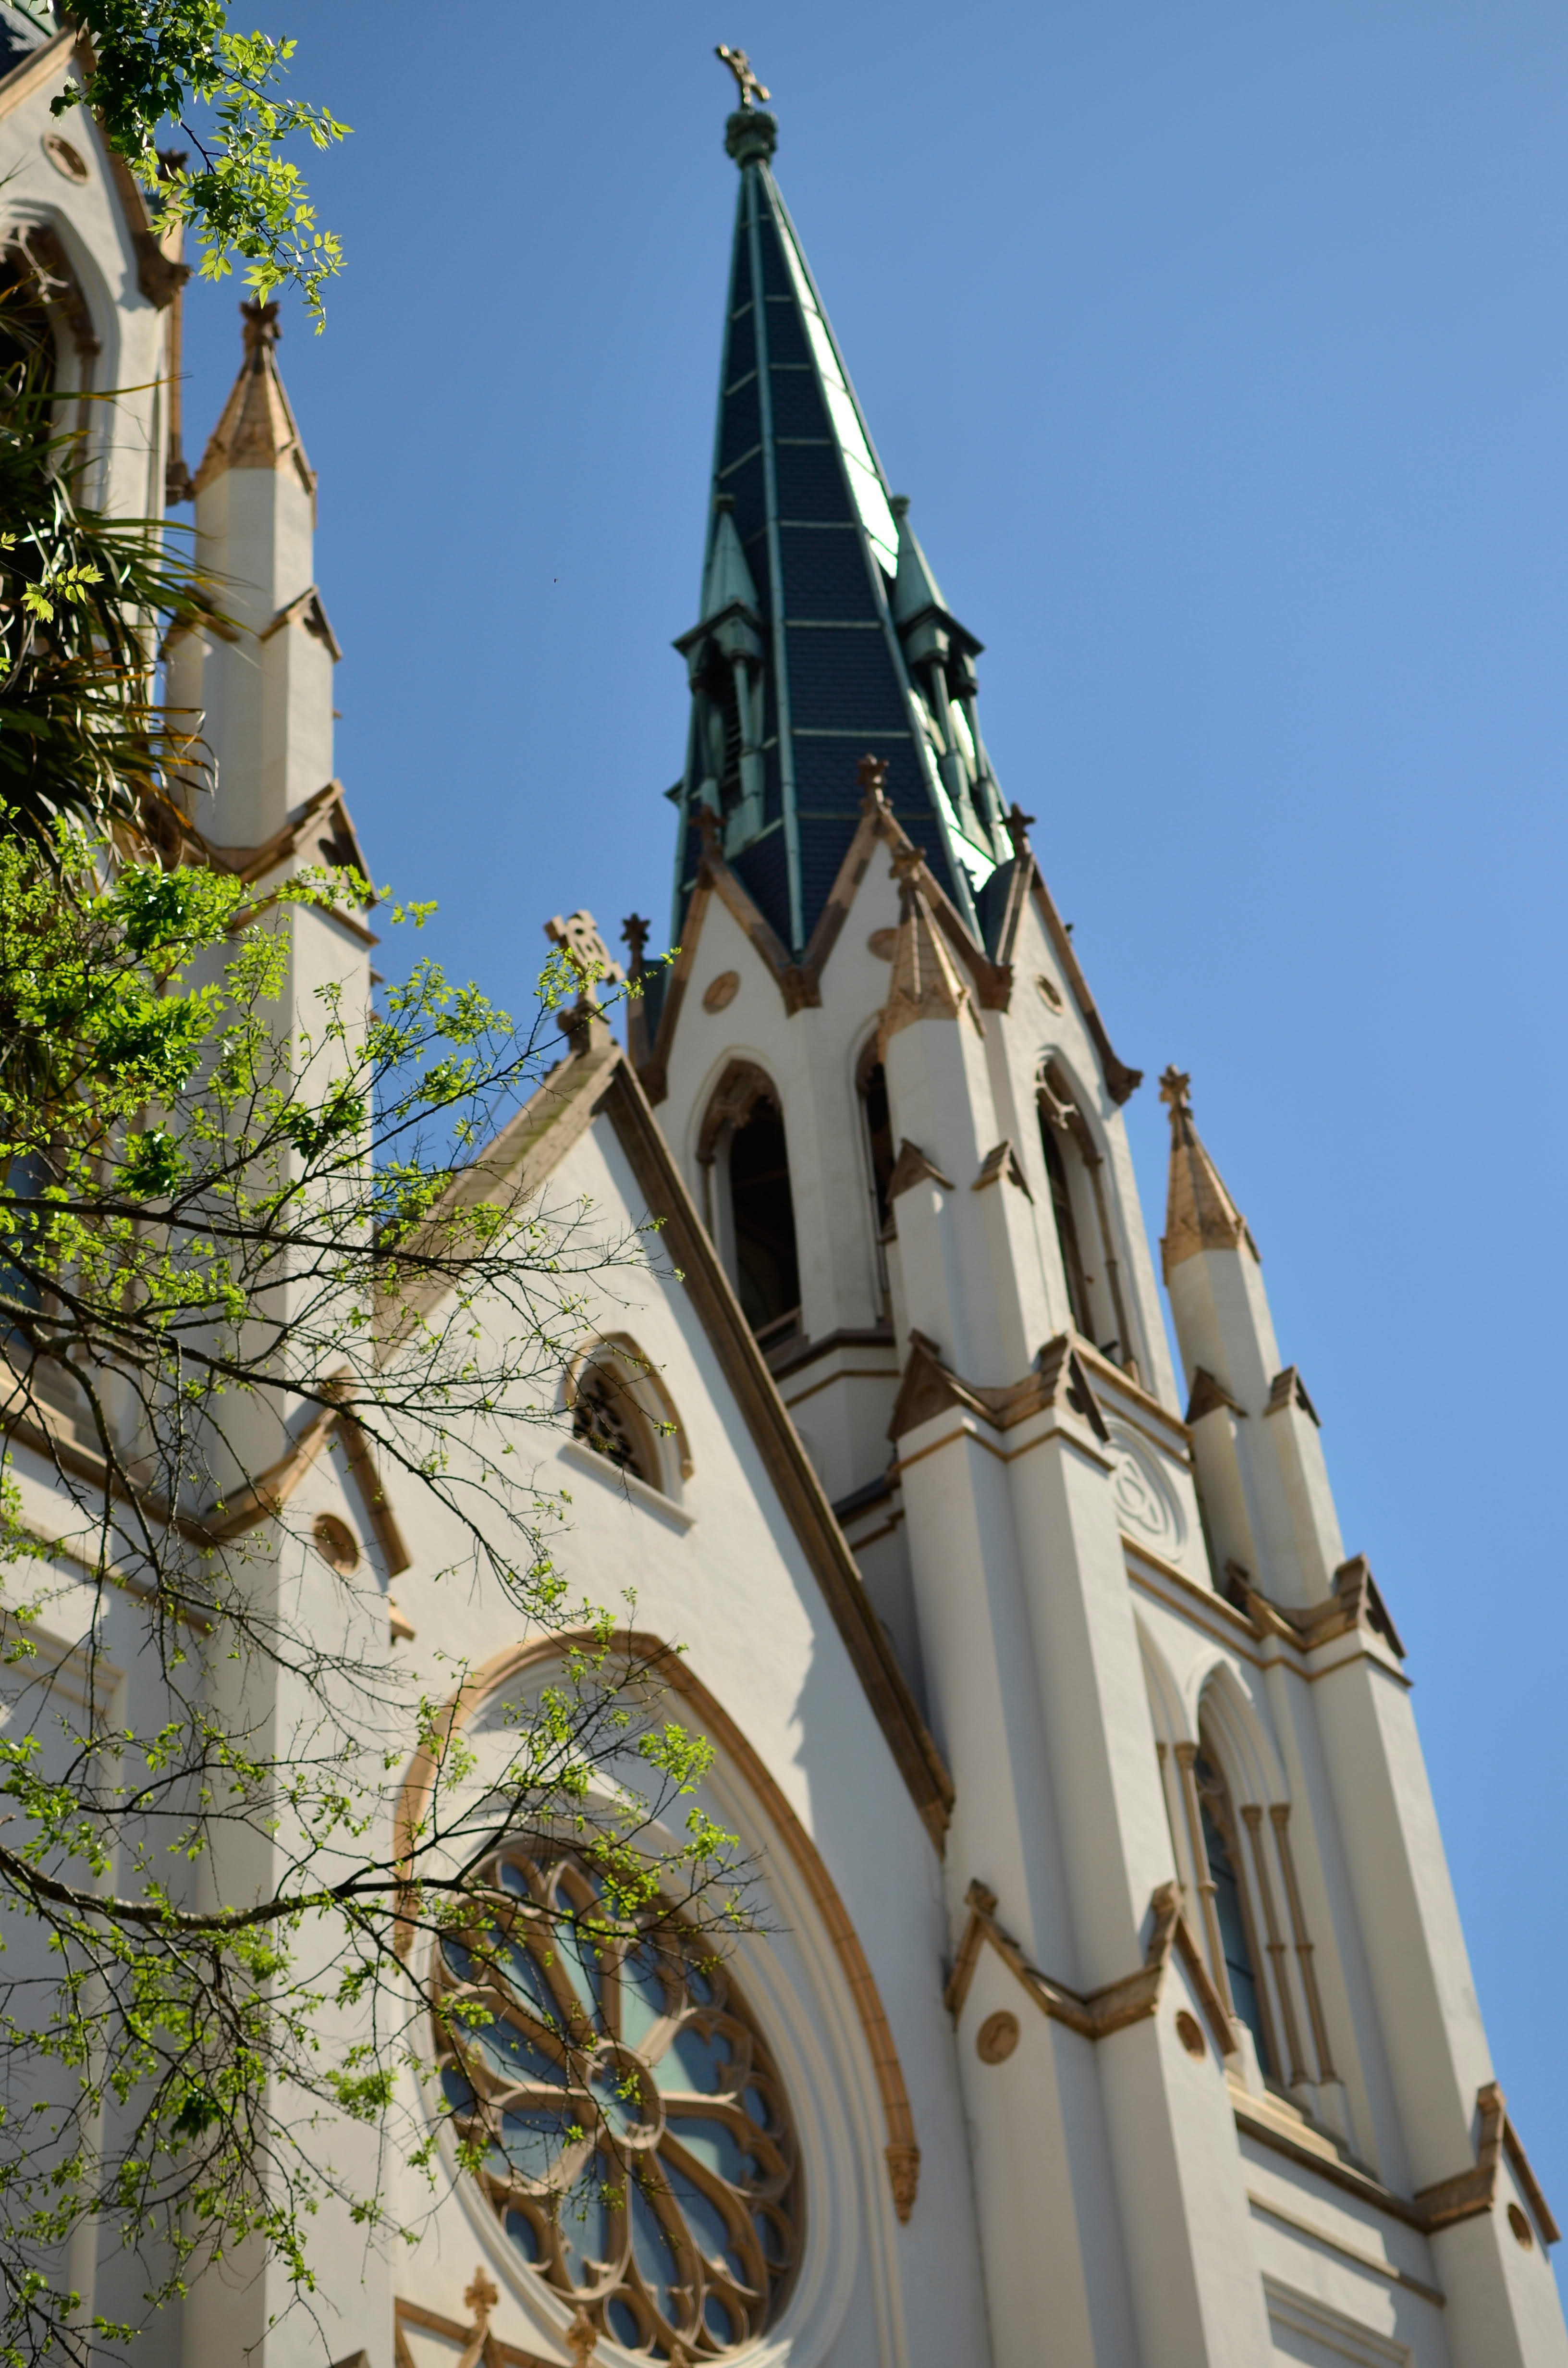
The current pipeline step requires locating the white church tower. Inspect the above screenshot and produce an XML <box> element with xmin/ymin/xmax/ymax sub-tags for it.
<box><xmin>631</xmin><ymin>76</ymin><xmax>1568</xmax><ymax>2368</ymax></box>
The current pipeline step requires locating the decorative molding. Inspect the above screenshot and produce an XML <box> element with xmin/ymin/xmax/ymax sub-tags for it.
<box><xmin>393</xmin><ymin>1629</ymin><xmax>924</xmax><ymax>2224</ymax></box>
<box><xmin>1230</xmin><ymin>1557</ymin><xmax>1407</xmax><ymax>1665</ymax></box>
<box><xmin>944</xmin><ymin>1877</ymin><xmax>1236</xmax><ymax>2056</ymax></box>
<box><xmin>701</xmin><ymin>969</ymin><xmax>740</xmax><ymax>1013</ymax></box>
<box><xmin>888</xmin><ymin>1330</ymin><xmax>1111</xmax><ymax>1452</ymax></box>
<box><xmin>394</xmin><ymin>2294</ymin><xmax>558</xmax><ymax>2368</ymax></box>
<box><xmin>1269</xmin><ymin>1804</ymin><xmax>1337</xmax><ymax>2084</ymax></box>
<box><xmin>0</xmin><ymin>25</ymin><xmax>75</xmax><ymax>122</ymax></box>
<box><xmin>695</xmin><ymin>1056</ymin><xmax>779</xmax><ymax>1168</ymax></box>
<box><xmin>1265</xmin><ymin>1364</ymin><xmax>1321</xmax><ymax>1427</ymax></box>
<box><xmin>1415</xmin><ymin>2082</ymin><xmax>1560</xmax><ymax>2245</ymax></box>
<box><xmin>1185</xmin><ymin>1366</ymin><xmax>1246</xmax><ymax>1424</ymax></box>
<box><xmin>885</xmin><ymin>1139</ymin><xmax>955</xmax><ymax>1201</ymax></box>
<box><xmin>596</xmin><ymin>1060</ymin><xmax>953</xmax><ymax>1843</ymax></box>
<box><xmin>971</xmin><ymin>1140</ymin><xmax>1031</xmax><ymax>1199</ymax></box>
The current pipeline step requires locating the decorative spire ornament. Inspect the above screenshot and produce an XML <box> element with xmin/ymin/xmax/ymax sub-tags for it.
<box><xmin>715</xmin><ymin>43</ymin><xmax>769</xmax><ymax>107</ymax></box>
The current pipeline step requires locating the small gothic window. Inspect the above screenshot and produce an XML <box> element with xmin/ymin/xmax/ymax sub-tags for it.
<box><xmin>571</xmin><ymin>1359</ymin><xmax>661</xmax><ymax>1491</ymax></box>
<box><xmin>1196</xmin><ymin>1750</ymin><xmax>1273</xmax><ymax>2075</ymax></box>
<box><xmin>858</xmin><ymin>1053</ymin><xmax>896</xmax><ymax>1233</ymax></box>
<box><xmin>1039</xmin><ymin>1116</ymin><xmax>1090</xmax><ymax>1336</ymax></box>
<box><xmin>729</xmin><ymin>1093</ymin><xmax>800</xmax><ymax>1343</ymax></box>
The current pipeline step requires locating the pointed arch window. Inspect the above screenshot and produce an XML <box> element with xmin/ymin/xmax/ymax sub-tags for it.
<box><xmin>1194</xmin><ymin>1746</ymin><xmax>1274</xmax><ymax>2077</ymax></box>
<box><xmin>856</xmin><ymin>1046</ymin><xmax>896</xmax><ymax>1236</ymax></box>
<box><xmin>698</xmin><ymin>1064</ymin><xmax>801</xmax><ymax>1350</ymax></box>
<box><xmin>1038</xmin><ymin>1114</ymin><xmax>1091</xmax><ymax>1337</ymax></box>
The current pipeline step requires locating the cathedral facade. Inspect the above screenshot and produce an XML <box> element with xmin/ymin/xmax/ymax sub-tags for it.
<box><xmin>1</xmin><ymin>28</ymin><xmax>1563</xmax><ymax>2368</ymax></box>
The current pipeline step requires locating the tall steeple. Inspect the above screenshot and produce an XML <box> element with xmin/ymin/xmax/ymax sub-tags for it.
<box><xmin>671</xmin><ymin>74</ymin><xmax>1011</xmax><ymax>955</ymax></box>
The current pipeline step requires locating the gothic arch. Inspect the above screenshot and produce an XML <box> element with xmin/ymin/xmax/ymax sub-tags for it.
<box><xmin>696</xmin><ymin>1057</ymin><xmax>801</xmax><ymax>1347</ymax></box>
<box><xmin>393</xmin><ymin>1628</ymin><xmax>922</xmax><ymax>2226</ymax></box>
<box><xmin>562</xmin><ymin>1330</ymin><xmax>692</xmax><ymax>1500</ymax></box>
<box><xmin>1034</xmin><ymin>1050</ymin><xmax>1141</xmax><ymax>1379</ymax></box>
<box><xmin>0</xmin><ymin>215</ymin><xmax>103</xmax><ymax>402</ymax></box>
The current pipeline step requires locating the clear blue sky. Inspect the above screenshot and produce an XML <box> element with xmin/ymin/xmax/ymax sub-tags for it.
<box><xmin>180</xmin><ymin>0</ymin><xmax>1568</xmax><ymax>2220</ymax></box>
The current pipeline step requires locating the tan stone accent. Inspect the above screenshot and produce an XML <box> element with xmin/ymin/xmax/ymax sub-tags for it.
<box><xmin>880</xmin><ymin>853</ymin><xmax>974</xmax><ymax>1044</ymax></box>
<box><xmin>1158</xmin><ymin>1067</ymin><xmax>1259</xmax><ymax>1278</ymax></box>
<box><xmin>194</xmin><ymin>302</ymin><xmax>316</xmax><ymax>499</ymax></box>
<box><xmin>887</xmin><ymin>1329</ymin><xmax>1111</xmax><ymax>1451</ymax></box>
<box><xmin>944</xmin><ymin>1877</ymin><xmax>1236</xmax><ymax>2056</ymax></box>
<box><xmin>885</xmin><ymin>1140</ymin><xmax>955</xmax><ymax>1202</ymax></box>
<box><xmin>394</xmin><ymin>2296</ymin><xmax>557</xmax><ymax>2368</ymax></box>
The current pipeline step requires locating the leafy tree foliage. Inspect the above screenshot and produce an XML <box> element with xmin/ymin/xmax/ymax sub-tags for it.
<box><xmin>44</xmin><ymin>0</ymin><xmax>346</xmax><ymax>321</ymax></box>
<box><xmin>0</xmin><ymin>827</ymin><xmax>712</xmax><ymax>2367</ymax></box>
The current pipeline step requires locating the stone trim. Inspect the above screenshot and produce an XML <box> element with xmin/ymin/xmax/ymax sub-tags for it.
<box><xmin>944</xmin><ymin>1877</ymin><xmax>1236</xmax><ymax>2055</ymax></box>
<box><xmin>888</xmin><ymin>1329</ymin><xmax>1111</xmax><ymax>1450</ymax></box>
<box><xmin>394</xmin><ymin>2295</ymin><xmax>558</xmax><ymax>2368</ymax></box>
<box><xmin>885</xmin><ymin>1139</ymin><xmax>955</xmax><ymax>1201</ymax></box>
<box><xmin>375</xmin><ymin>1034</ymin><xmax>952</xmax><ymax>1840</ymax></box>
<box><xmin>1415</xmin><ymin>2082</ymin><xmax>1560</xmax><ymax>2245</ymax></box>
<box><xmin>599</xmin><ymin>1059</ymin><xmax>954</xmax><ymax>1844</ymax></box>
<box><xmin>394</xmin><ymin>1628</ymin><xmax>924</xmax><ymax>2224</ymax></box>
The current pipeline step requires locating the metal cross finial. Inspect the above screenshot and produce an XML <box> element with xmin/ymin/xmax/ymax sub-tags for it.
<box><xmin>716</xmin><ymin>44</ymin><xmax>770</xmax><ymax>108</ymax></box>
<box><xmin>1003</xmin><ymin>802</ymin><xmax>1036</xmax><ymax>862</ymax></box>
<box><xmin>1159</xmin><ymin>1065</ymin><xmax>1192</xmax><ymax>1113</ymax></box>
<box><xmin>620</xmin><ymin>913</ymin><xmax>651</xmax><ymax>973</ymax></box>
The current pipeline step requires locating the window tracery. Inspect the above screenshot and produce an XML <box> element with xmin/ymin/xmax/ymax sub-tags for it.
<box><xmin>434</xmin><ymin>1847</ymin><xmax>802</xmax><ymax>2358</ymax></box>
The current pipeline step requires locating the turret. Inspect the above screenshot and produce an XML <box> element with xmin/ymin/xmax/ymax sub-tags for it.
<box><xmin>167</xmin><ymin>300</ymin><xmax>339</xmax><ymax>854</ymax></box>
<box><xmin>1159</xmin><ymin>1068</ymin><xmax>1342</xmax><ymax>1606</ymax></box>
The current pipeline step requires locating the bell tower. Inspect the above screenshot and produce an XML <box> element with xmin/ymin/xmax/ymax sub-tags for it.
<box><xmin>628</xmin><ymin>69</ymin><xmax>1568</xmax><ymax>2368</ymax></box>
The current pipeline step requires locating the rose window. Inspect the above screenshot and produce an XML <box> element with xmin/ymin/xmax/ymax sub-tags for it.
<box><xmin>436</xmin><ymin>1850</ymin><xmax>802</xmax><ymax>2357</ymax></box>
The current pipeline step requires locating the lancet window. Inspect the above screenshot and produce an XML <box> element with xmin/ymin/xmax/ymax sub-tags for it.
<box><xmin>1194</xmin><ymin>1749</ymin><xmax>1273</xmax><ymax>2074</ymax></box>
<box><xmin>434</xmin><ymin>1845</ymin><xmax>801</xmax><ymax>2358</ymax></box>
<box><xmin>698</xmin><ymin>1064</ymin><xmax>801</xmax><ymax>1349</ymax></box>
<box><xmin>1035</xmin><ymin>1060</ymin><xmax>1139</xmax><ymax>1379</ymax></box>
<box><xmin>856</xmin><ymin>1048</ymin><xmax>896</xmax><ymax>1236</ymax></box>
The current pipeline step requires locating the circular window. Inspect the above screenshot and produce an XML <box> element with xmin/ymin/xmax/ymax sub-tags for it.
<box><xmin>434</xmin><ymin>1849</ymin><xmax>802</xmax><ymax>2356</ymax></box>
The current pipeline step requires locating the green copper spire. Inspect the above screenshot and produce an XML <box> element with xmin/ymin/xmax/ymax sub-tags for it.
<box><xmin>670</xmin><ymin>69</ymin><xmax>1011</xmax><ymax>955</ymax></box>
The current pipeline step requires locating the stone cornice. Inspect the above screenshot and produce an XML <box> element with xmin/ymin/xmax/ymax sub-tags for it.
<box><xmin>945</xmin><ymin>1877</ymin><xmax>1236</xmax><ymax>2056</ymax></box>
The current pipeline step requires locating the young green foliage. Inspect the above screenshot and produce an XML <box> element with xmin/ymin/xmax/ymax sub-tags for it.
<box><xmin>0</xmin><ymin>826</ymin><xmax>728</xmax><ymax>2368</ymax></box>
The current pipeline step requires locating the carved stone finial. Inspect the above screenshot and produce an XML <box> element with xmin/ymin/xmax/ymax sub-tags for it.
<box><xmin>715</xmin><ymin>43</ymin><xmax>770</xmax><ymax>108</ymax></box>
<box><xmin>463</xmin><ymin>2268</ymin><xmax>498</xmax><ymax>2331</ymax></box>
<box><xmin>240</xmin><ymin>299</ymin><xmax>280</xmax><ymax>359</ymax></box>
<box><xmin>565</xmin><ymin>2306</ymin><xmax>597</xmax><ymax>2368</ymax></box>
<box><xmin>1003</xmin><ymin>802</ymin><xmax>1035</xmax><ymax>862</ymax></box>
<box><xmin>857</xmin><ymin>751</ymin><xmax>889</xmax><ymax>814</ymax></box>
<box><xmin>620</xmin><ymin>913</ymin><xmax>650</xmax><ymax>973</ymax></box>
<box><xmin>1159</xmin><ymin>1065</ymin><xmax>1192</xmax><ymax>1115</ymax></box>
<box><xmin>885</xmin><ymin>2140</ymin><xmax>920</xmax><ymax>2222</ymax></box>
<box><xmin>544</xmin><ymin>910</ymin><xmax>624</xmax><ymax>992</ymax></box>
<box><xmin>692</xmin><ymin>801</ymin><xmax>723</xmax><ymax>859</ymax></box>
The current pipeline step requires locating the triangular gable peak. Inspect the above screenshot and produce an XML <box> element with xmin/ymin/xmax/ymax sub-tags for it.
<box><xmin>640</xmin><ymin>769</ymin><xmax>1011</xmax><ymax>1100</ymax></box>
<box><xmin>377</xmin><ymin>1022</ymin><xmax>953</xmax><ymax>1844</ymax></box>
<box><xmin>982</xmin><ymin>815</ymin><xmax>1143</xmax><ymax>1108</ymax></box>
